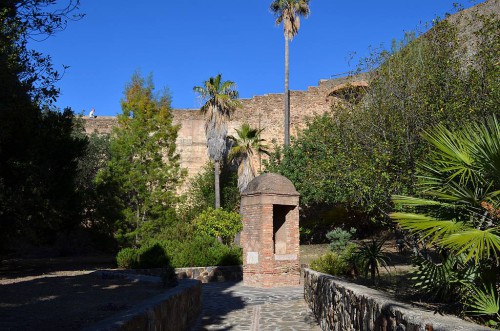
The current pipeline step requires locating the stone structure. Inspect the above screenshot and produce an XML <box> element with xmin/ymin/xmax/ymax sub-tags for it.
<box><xmin>85</xmin><ymin>278</ymin><xmax>201</xmax><ymax>331</ymax></box>
<box><xmin>240</xmin><ymin>173</ymin><xmax>300</xmax><ymax>287</ymax></box>
<box><xmin>303</xmin><ymin>268</ymin><xmax>492</xmax><ymax>331</ymax></box>
<box><xmin>83</xmin><ymin>75</ymin><xmax>368</xmax><ymax>180</ymax></box>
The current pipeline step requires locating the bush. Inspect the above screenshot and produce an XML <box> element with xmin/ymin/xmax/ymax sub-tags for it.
<box><xmin>170</xmin><ymin>236</ymin><xmax>242</xmax><ymax>268</ymax></box>
<box><xmin>326</xmin><ymin>227</ymin><xmax>356</xmax><ymax>252</ymax></box>
<box><xmin>116</xmin><ymin>248</ymin><xmax>138</xmax><ymax>269</ymax></box>
<box><xmin>193</xmin><ymin>208</ymin><xmax>242</xmax><ymax>245</ymax></box>
<box><xmin>136</xmin><ymin>242</ymin><xmax>169</xmax><ymax>269</ymax></box>
<box><xmin>116</xmin><ymin>236</ymin><xmax>243</xmax><ymax>269</ymax></box>
<box><xmin>310</xmin><ymin>243</ymin><xmax>358</xmax><ymax>277</ymax></box>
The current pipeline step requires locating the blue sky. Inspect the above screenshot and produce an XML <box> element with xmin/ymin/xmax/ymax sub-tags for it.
<box><xmin>30</xmin><ymin>1</ymin><xmax>477</xmax><ymax>116</ymax></box>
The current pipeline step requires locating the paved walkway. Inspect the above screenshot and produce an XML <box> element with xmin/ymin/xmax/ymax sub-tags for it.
<box><xmin>191</xmin><ymin>282</ymin><xmax>321</xmax><ymax>331</ymax></box>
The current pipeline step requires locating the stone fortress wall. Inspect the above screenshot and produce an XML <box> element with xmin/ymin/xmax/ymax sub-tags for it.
<box><xmin>83</xmin><ymin>75</ymin><xmax>368</xmax><ymax>180</ymax></box>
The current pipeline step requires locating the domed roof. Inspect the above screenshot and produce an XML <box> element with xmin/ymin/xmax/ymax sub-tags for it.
<box><xmin>243</xmin><ymin>173</ymin><xmax>299</xmax><ymax>196</ymax></box>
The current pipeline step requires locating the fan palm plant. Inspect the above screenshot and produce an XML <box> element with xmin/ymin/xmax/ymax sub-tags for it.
<box><xmin>228</xmin><ymin>123</ymin><xmax>269</xmax><ymax>193</ymax></box>
<box><xmin>270</xmin><ymin>0</ymin><xmax>310</xmax><ymax>146</ymax></box>
<box><xmin>390</xmin><ymin>116</ymin><xmax>500</xmax><ymax>317</ymax></box>
<box><xmin>193</xmin><ymin>74</ymin><xmax>241</xmax><ymax>208</ymax></box>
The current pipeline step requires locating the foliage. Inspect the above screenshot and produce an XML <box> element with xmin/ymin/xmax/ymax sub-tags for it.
<box><xmin>228</xmin><ymin>123</ymin><xmax>269</xmax><ymax>192</ymax></box>
<box><xmin>168</xmin><ymin>236</ymin><xmax>242</xmax><ymax>268</ymax></box>
<box><xmin>97</xmin><ymin>72</ymin><xmax>185</xmax><ymax>247</ymax></box>
<box><xmin>193</xmin><ymin>208</ymin><xmax>242</xmax><ymax>245</ymax></box>
<box><xmin>0</xmin><ymin>1</ymin><xmax>83</xmax><ymax>105</ymax></box>
<box><xmin>265</xmin><ymin>12</ymin><xmax>500</xmax><ymax>228</ymax></box>
<box><xmin>326</xmin><ymin>227</ymin><xmax>356</xmax><ymax>252</ymax></box>
<box><xmin>310</xmin><ymin>243</ymin><xmax>357</xmax><ymax>277</ymax></box>
<box><xmin>355</xmin><ymin>239</ymin><xmax>391</xmax><ymax>282</ymax></box>
<box><xmin>136</xmin><ymin>242</ymin><xmax>170</xmax><ymax>269</ymax></box>
<box><xmin>179</xmin><ymin>162</ymin><xmax>240</xmax><ymax>222</ymax></box>
<box><xmin>119</xmin><ymin>237</ymin><xmax>242</xmax><ymax>269</ymax></box>
<box><xmin>116</xmin><ymin>248</ymin><xmax>138</xmax><ymax>269</ymax></box>
<box><xmin>391</xmin><ymin>116</ymin><xmax>500</xmax><ymax>320</ymax></box>
<box><xmin>410</xmin><ymin>255</ymin><xmax>476</xmax><ymax>303</ymax></box>
<box><xmin>161</xmin><ymin>265</ymin><xmax>178</xmax><ymax>288</ymax></box>
<box><xmin>193</xmin><ymin>74</ymin><xmax>240</xmax><ymax>209</ymax></box>
<box><xmin>466</xmin><ymin>284</ymin><xmax>500</xmax><ymax>323</ymax></box>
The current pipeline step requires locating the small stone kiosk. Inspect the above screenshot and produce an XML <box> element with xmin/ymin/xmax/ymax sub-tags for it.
<box><xmin>240</xmin><ymin>173</ymin><xmax>300</xmax><ymax>288</ymax></box>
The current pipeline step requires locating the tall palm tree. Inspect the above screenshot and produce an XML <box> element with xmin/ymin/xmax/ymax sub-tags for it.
<box><xmin>228</xmin><ymin>123</ymin><xmax>270</xmax><ymax>193</ymax></box>
<box><xmin>193</xmin><ymin>74</ymin><xmax>240</xmax><ymax>209</ymax></box>
<box><xmin>270</xmin><ymin>0</ymin><xmax>310</xmax><ymax>146</ymax></box>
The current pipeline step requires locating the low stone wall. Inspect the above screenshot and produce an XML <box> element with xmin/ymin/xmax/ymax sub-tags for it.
<box><xmin>85</xmin><ymin>278</ymin><xmax>201</xmax><ymax>331</ymax></box>
<box><xmin>176</xmin><ymin>265</ymin><xmax>242</xmax><ymax>283</ymax></box>
<box><xmin>303</xmin><ymin>268</ymin><xmax>492</xmax><ymax>331</ymax></box>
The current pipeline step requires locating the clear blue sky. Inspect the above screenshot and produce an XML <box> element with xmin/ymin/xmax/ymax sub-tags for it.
<box><xmin>30</xmin><ymin>0</ymin><xmax>478</xmax><ymax>116</ymax></box>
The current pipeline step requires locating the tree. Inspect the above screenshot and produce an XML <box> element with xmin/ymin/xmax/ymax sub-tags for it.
<box><xmin>193</xmin><ymin>74</ymin><xmax>240</xmax><ymax>209</ymax></box>
<box><xmin>0</xmin><ymin>1</ymin><xmax>86</xmax><ymax>253</ymax></box>
<box><xmin>98</xmin><ymin>72</ymin><xmax>185</xmax><ymax>246</ymax></box>
<box><xmin>0</xmin><ymin>0</ymin><xmax>83</xmax><ymax>105</ymax></box>
<box><xmin>270</xmin><ymin>0</ymin><xmax>310</xmax><ymax>146</ymax></box>
<box><xmin>228</xmin><ymin>123</ymin><xmax>269</xmax><ymax>192</ymax></box>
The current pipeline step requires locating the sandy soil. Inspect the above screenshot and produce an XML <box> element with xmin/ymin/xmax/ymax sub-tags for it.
<box><xmin>0</xmin><ymin>257</ymin><xmax>168</xmax><ymax>331</ymax></box>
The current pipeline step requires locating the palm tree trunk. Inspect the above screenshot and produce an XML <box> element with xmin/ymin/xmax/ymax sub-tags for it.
<box><xmin>214</xmin><ymin>160</ymin><xmax>221</xmax><ymax>209</ymax></box>
<box><xmin>284</xmin><ymin>36</ymin><xmax>290</xmax><ymax>146</ymax></box>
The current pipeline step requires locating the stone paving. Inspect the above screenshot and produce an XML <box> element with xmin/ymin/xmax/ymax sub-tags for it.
<box><xmin>191</xmin><ymin>281</ymin><xmax>321</xmax><ymax>331</ymax></box>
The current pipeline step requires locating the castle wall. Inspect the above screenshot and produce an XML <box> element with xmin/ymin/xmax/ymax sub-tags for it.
<box><xmin>83</xmin><ymin>76</ymin><xmax>367</xmax><ymax>180</ymax></box>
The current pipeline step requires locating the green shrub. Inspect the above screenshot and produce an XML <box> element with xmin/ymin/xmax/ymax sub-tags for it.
<box><xmin>116</xmin><ymin>247</ymin><xmax>138</xmax><ymax>269</ymax></box>
<box><xmin>193</xmin><ymin>208</ymin><xmax>242</xmax><ymax>245</ymax></box>
<box><xmin>326</xmin><ymin>227</ymin><xmax>356</xmax><ymax>252</ymax></box>
<box><xmin>136</xmin><ymin>242</ymin><xmax>169</xmax><ymax>269</ymax></box>
<box><xmin>172</xmin><ymin>235</ymin><xmax>242</xmax><ymax>268</ymax></box>
<box><xmin>310</xmin><ymin>243</ymin><xmax>358</xmax><ymax>276</ymax></box>
<box><xmin>161</xmin><ymin>264</ymin><xmax>178</xmax><ymax>288</ymax></box>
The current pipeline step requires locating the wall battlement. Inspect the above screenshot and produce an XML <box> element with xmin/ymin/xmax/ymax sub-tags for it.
<box><xmin>83</xmin><ymin>75</ymin><xmax>368</xmax><ymax>179</ymax></box>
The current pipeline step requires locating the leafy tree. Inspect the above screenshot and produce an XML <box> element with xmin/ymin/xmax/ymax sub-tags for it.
<box><xmin>0</xmin><ymin>0</ymin><xmax>83</xmax><ymax>105</ymax></box>
<box><xmin>228</xmin><ymin>123</ymin><xmax>269</xmax><ymax>192</ymax></box>
<box><xmin>193</xmin><ymin>208</ymin><xmax>242</xmax><ymax>245</ymax></box>
<box><xmin>270</xmin><ymin>0</ymin><xmax>310</xmax><ymax>146</ymax></box>
<box><xmin>265</xmin><ymin>12</ymin><xmax>500</xmax><ymax>231</ymax></box>
<box><xmin>391</xmin><ymin>116</ymin><xmax>500</xmax><ymax>319</ymax></box>
<box><xmin>98</xmin><ymin>72</ymin><xmax>185</xmax><ymax>246</ymax></box>
<box><xmin>193</xmin><ymin>74</ymin><xmax>240</xmax><ymax>208</ymax></box>
<box><xmin>179</xmin><ymin>161</ymin><xmax>240</xmax><ymax>223</ymax></box>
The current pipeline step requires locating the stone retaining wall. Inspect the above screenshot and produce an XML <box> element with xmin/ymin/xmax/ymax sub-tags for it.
<box><xmin>303</xmin><ymin>268</ymin><xmax>492</xmax><ymax>331</ymax></box>
<box><xmin>176</xmin><ymin>265</ymin><xmax>242</xmax><ymax>283</ymax></box>
<box><xmin>108</xmin><ymin>265</ymin><xmax>243</xmax><ymax>283</ymax></box>
<box><xmin>85</xmin><ymin>279</ymin><xmax>201</xmax><ymax>331</ymax></box>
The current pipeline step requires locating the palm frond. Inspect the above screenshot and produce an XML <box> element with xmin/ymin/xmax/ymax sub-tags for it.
<box><xmin>466</xmin><ymin>284</ymin><xmax>500</xmax><ymax>316</ymax></box>
<box><xmin>441</xmin><ymin>228</ymin><xmax>500</xmax><ymax>264</ymax></box>
<box><xmin>391</xmin><ymin>212</ymin><xmax>465</xmax><ymax>242</ymax></box>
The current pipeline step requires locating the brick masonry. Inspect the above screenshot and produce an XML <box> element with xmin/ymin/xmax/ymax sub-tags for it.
<box><xmin>240</xmin><ymin>173</ymin><xmax>301</xmax><ymax>288</ymax></box>
<box><xmin>83</xmin><ymin>75</ymin><xmax>368</xmax><ymax>181</ymax></box>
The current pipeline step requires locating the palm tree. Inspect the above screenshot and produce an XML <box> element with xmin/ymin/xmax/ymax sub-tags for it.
<box><xmin>193</xmin><ymin>74</ymin><xmax>240</xmax><ymax>209</ymax></box>
<box><xmin>270</xmin><ymin>0</ymin><xmax>310</xmax><ymax>146</ymax></box>
<box><xmin>227</xmin><ymin>123</ymin><xmax>270</xmax><ymax>193</ymax></box>
<box><xmin>390</xmin><ymin>116</ymin><xmax>500</xmax><ymax>317</ymax></box>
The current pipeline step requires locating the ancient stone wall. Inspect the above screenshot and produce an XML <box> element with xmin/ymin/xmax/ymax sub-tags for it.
<box><xmin>83</xmin><ymin>75</ymin><xmax>368</xmax><ymax>180</ymax></box>
<box><xmin>303</xmin><ymin>268</ymin><xmax>492</xmax><ymax>331</ymax></box>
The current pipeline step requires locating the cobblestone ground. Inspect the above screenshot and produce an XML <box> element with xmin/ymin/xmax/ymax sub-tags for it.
<box><xmin>192</xmin><ymin>282</ymin><xmax>321</xmax><ymax>331</ymax></box>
